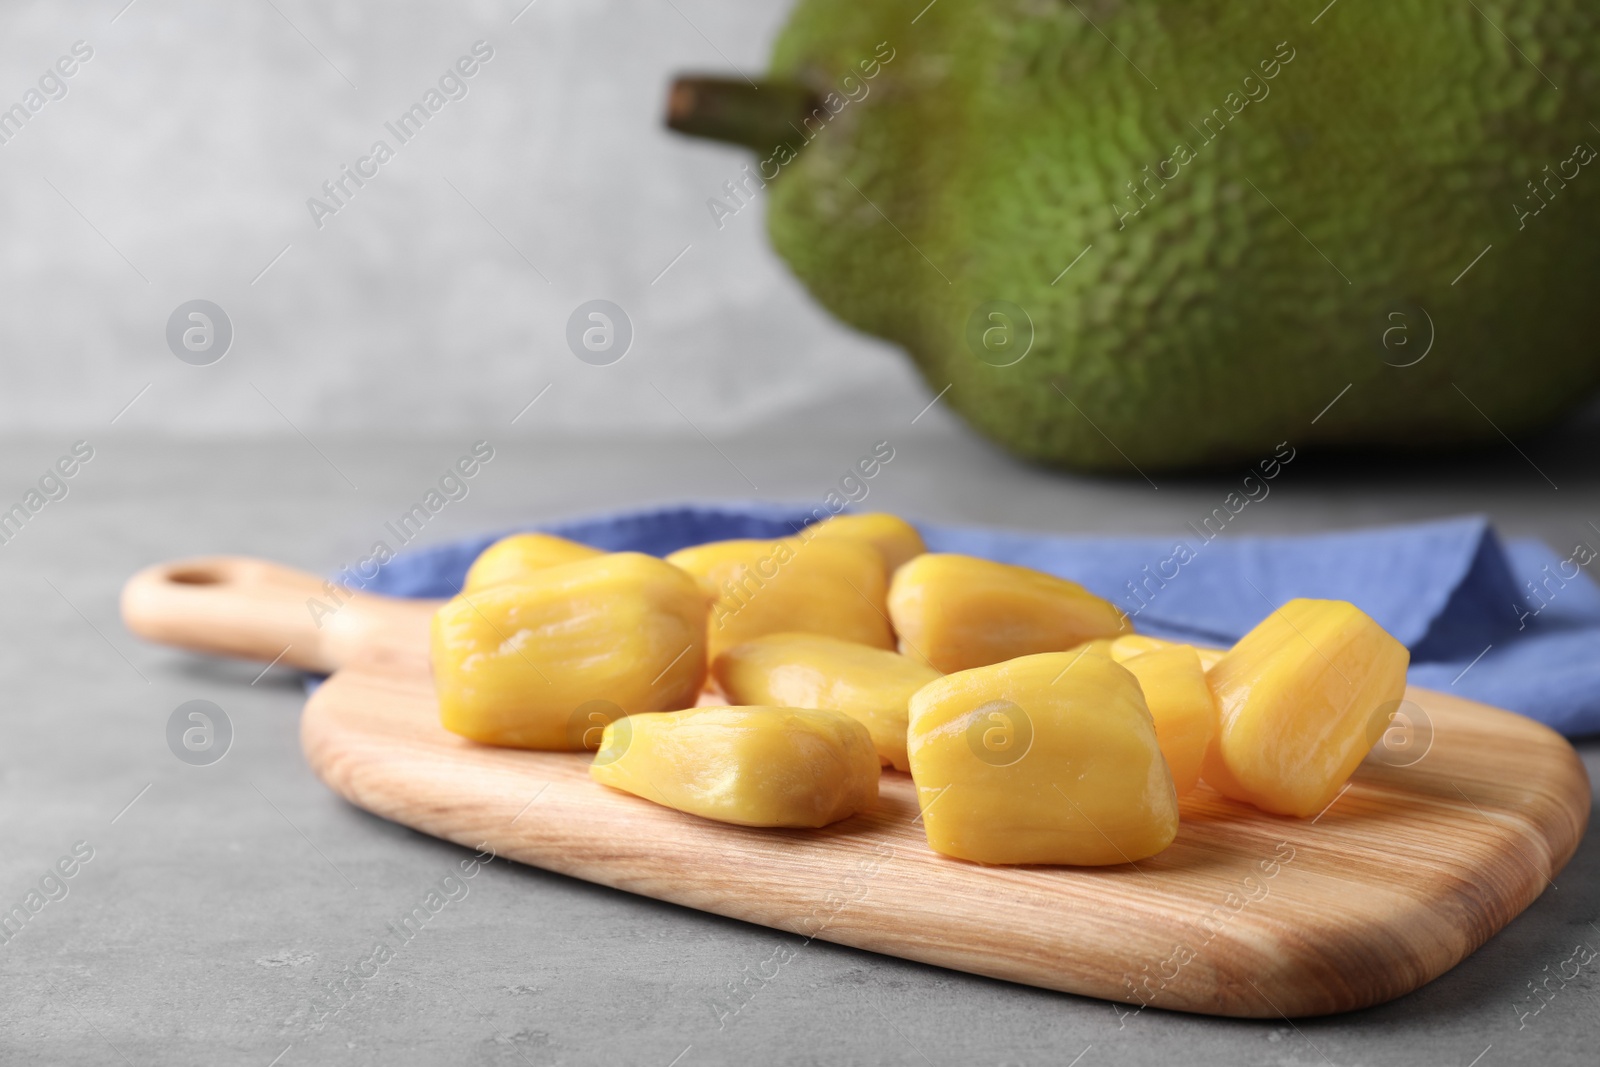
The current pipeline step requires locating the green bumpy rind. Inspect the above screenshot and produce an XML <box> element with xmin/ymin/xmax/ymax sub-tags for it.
<box><xmin>763</xmin><ymin>0</ymin><xmax>1600</xmax><ymax>472</ymax></box>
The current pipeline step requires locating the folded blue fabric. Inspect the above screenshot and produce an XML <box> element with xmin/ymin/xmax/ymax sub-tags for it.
<box><xmin>358</xmin><ymin>504</ymin><xmax>1600</xmax><ymax>738</ymax></box>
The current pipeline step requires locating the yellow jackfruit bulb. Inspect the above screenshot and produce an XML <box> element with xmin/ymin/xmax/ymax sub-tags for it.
<box><xmin>907</xmin><ymin>652</ymin><xmax>1178</xmax><ymax>866</ymax></box>
<box><xmin>712</xmin><ymin>632</ymin><xmax>941</xmax><ymax>771</ymax></box>
<box><xmin>1118</xmin><ymin>646</ymin><xmax>1218</xmax><ymax>795</ymax></box>
<box><xmin>666</xmin><ymin>537</ymin><xmax>893</xmax><ymax>660</ymax></box>
<box><xmin>888</xmin><ymin>554</ymin><xmax>1128</xmax><ymax>674</ymax></box>
<box><xmin>432</xmin><ymin>552</ymin><xmax>707</xmax><ymax>749</ymax></box>
<box><xmin>1202</xmin><ymin>598</ymin><xmax>1410</xmax><ymax>817</ymax></box>
<box><xmin>1106</xmin><ymin>633</ymin><xmax>1226</xmax><ymax>670</ymax></box>
<box><xmin>806</xmin><ymin>512</ymin><xmax>926</xmax><ymax>573</ymax></box>
<box><xmin>462</xmin><ymin>532</ymin><xmax>604</xmax><ymax>592</ymax></box>
<box><xmin>590</xmin><ymin>706</ymin><xmax>880</xmax><ymax>828</ymax></box>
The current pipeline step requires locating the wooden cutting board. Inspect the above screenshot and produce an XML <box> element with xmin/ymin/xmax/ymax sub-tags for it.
<box><xmin>121</xmin><ymin>555</ymin><xmax>1592</xmax><ymax>1018</ymax></box>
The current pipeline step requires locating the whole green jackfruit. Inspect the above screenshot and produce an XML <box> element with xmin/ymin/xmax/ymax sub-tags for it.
<box><xmin>669</xmin><ymin>0</ymin><xmax>1600</xmax><ymax>472</ymax></box>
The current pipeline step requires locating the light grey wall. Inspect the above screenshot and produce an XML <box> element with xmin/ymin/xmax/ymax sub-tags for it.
<box><xmin>0</xmin><ymin>0</ymin><xmax>934</xmax><ymax>436</ymax></box>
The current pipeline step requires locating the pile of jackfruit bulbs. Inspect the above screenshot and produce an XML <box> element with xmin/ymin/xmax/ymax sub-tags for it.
<box><xmin>431</xmin><ymin>513</ymin><xmax>1409</xmax><ymax>867</ymax></box>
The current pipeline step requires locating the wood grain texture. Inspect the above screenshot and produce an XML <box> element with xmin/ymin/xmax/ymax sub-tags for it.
<box><xmin>303</xmin><ymin>651</ymin><xmax>1589</xmax><ymax>1018</ymax></box>
<box><xmin>121</xmin><ymin>557</ymin><xmax>439</xmax><ymax>674</ymax></box>
<box><xmin>121</xmin><ymin>555</ymin><xmax>1592</xmax><ymax>1017</ymax></box>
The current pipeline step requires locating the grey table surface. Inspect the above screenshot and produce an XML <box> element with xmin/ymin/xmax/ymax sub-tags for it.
<box><xmin>1</xmin><ymin>417</ymin><xmax>1597</xmax><ymax>1066</ymax></box>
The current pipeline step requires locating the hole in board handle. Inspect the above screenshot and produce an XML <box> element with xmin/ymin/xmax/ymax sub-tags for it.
<box><xmin>167</xmin><ymin>567</ymin><xmax>224</xmax><ymax>586</ymax></box>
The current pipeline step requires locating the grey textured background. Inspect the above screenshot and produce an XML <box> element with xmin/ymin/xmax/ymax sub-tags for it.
<box><xmin>0</xmin><ymin>0</ymin><xmax>931</xmax><ymax>436</ymax></box>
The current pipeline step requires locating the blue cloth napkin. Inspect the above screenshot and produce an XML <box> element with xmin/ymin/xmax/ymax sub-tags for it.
<box><xmin>356</xmin><ymin>504</ymin><xmax>1600</xmax><ymax>738</ymax></box>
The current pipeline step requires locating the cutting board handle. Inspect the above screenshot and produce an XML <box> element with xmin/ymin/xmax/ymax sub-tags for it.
<box><xmin>121</xmin><ymin>556</ymin><xmax>440</xmax><ymax>674</ymax></box>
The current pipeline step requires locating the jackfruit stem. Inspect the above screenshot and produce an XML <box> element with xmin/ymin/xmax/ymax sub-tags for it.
<box><xmin>665</xmin><ymin>76</ymin><xmax>820</xmax><ymax>156</ymax></box>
